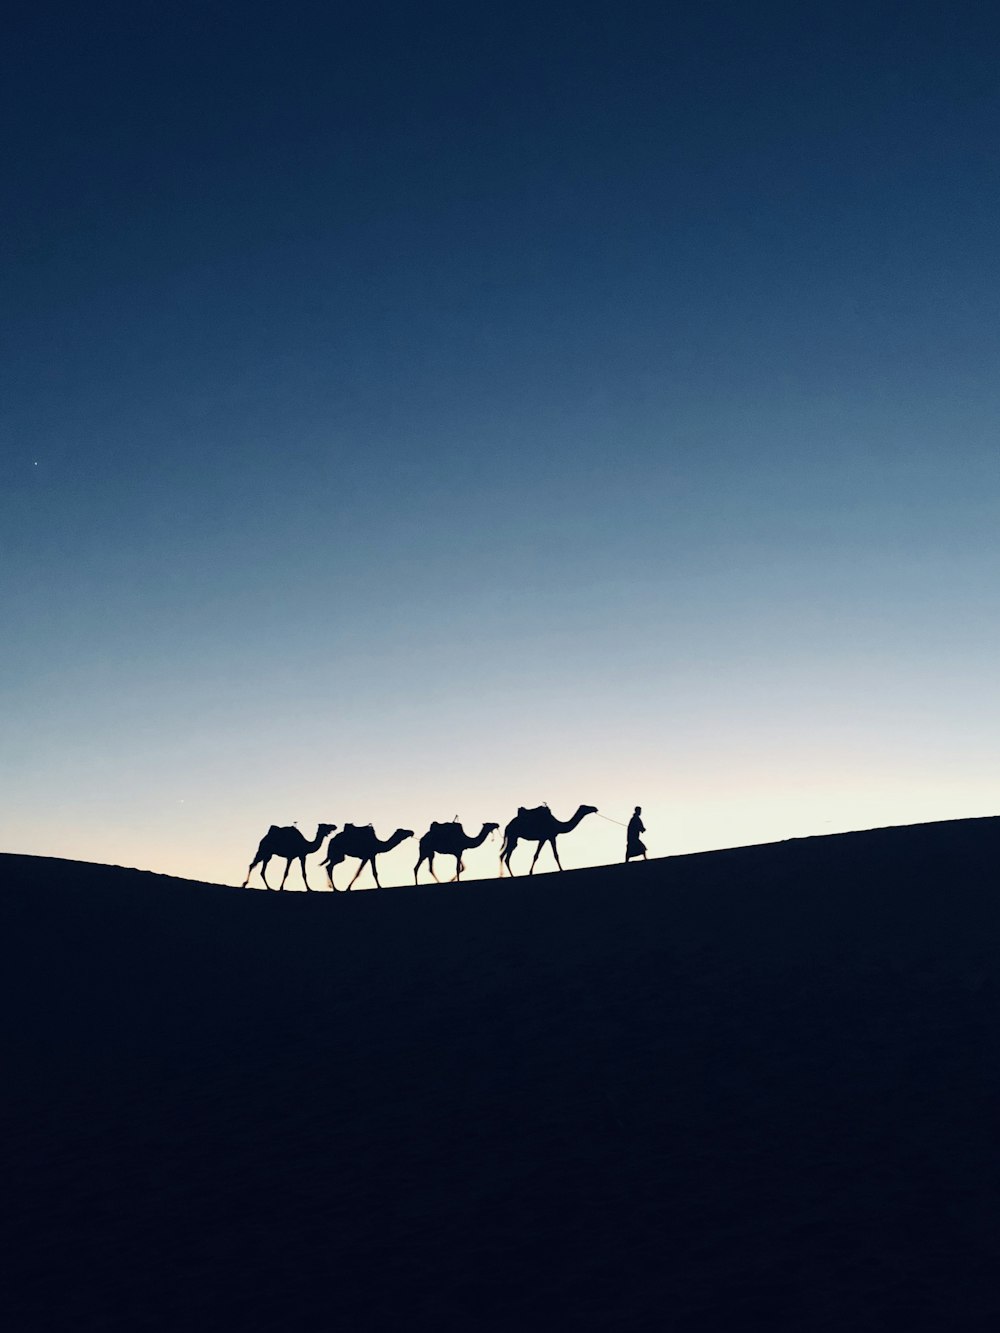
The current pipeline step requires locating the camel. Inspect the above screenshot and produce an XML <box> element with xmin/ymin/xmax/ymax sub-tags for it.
<box><xmin>243</xmin><ymin>822</ymin><xmax>338</xmax><ymax>891</ymax></box>
<box><xmin>500</xmin><ymin>804</ymin><xmax>597</xmax><ymax>876</ymax></box>
<box><xmin>413</xmin><ymin>821</ymin><xmax>500</xmax><ymax>884</ymax></box>
<box><xmin>322</xmin><ymin>824</ymin><xmax>414</xmax><ymax>890</ymax></box>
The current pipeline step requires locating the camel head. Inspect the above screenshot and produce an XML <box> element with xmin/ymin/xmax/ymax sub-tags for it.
<box><xmin>318</xmin><ymin>823</ymin><xmax>338</xmax><ymax>837</ymax></box>
<box><xmin>562</xmin><ymin>805</ymin><xmax>597</xmax><ymax>830</ymax></box>
<box><xmin>483</xmin><ymin>822</ymin><xmax>500</xmax><ymax>834</ymax></box>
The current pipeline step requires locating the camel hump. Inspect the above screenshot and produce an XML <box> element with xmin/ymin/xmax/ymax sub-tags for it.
<box><xmin>518</xmin><ymin>805</ymin><xmax>548</xmax><ymax>820</ymax></box>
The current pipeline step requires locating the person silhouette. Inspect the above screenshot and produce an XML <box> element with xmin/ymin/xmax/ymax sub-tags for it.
<box><xmin>625</xmin><ymin>806</ymin><xmax>647</xmax><ymax>862</ymax></box>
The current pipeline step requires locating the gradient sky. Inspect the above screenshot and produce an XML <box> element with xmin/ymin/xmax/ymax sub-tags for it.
<box><xmin>3</xmin><ymin>1</ymin><xmax>1000</xmax><ymax>886</ymax></box>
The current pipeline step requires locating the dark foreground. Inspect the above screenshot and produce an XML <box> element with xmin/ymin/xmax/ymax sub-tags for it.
<box><xmin>4</xmin><ymin>819</ymin><xmax>1000</xmax><ymax>1330</ymax></box>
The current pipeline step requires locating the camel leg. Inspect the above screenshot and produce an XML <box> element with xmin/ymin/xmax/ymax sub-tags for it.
<box><xmin>452</xmin><ymin>855</ymin><xmax>463</xmax><ymax>882</ymax></box>
<box><xmin>529</xmin><ymin>841</ymin><xmax>545</xmax><ymax>874</ymax></box>
<box><xmin>551</xmin><ymin>838</ymin><xmax>564</xmax><ymax>871</ymax></box>
<box><xmin>346</xmin><ymin>859</ymin><xmax>365</xmax><ymax>891</ymax></box>
<box><xmin>260</xmin><ymin>856</ymin><xmax>272</xmax><ymax>890</ymax></box>
<box><xmin>429</xmin><ymin>854</ymin><xmax>440</xmax><ymax>883</ymax></box>
<box><xmin>371</xmin><ymin>858</ymin><xmax>382</xmax><ymax>889</ymax></box>
<box><xmin>300</xmin><ymin>856</ymin><xmax>311</xmax><ymax>891</ymax></box>
<box><xmin>244</xmin><ymin>842</ymin><xmax>268</xmax><ymax>888</ymax></box>
<box><xmin>414</xmin><ymin>854</ymin><xmax>426</xmax><ymax>884</ymax></box>
<box><xmin>278</xmin><ymin>858</ymin><xmax>292</xmax><ymax>890</ymax></box>
<box><xmin>501</xmin><ymin>838</ymin><xmax>516</xmax><ymax>877</ymax></box>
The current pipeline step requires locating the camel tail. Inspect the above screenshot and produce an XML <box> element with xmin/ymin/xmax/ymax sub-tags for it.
<box><xmin>322</xmin><ymin>841</ymin><xmax>346</xmax><ymax>871</ymax></box>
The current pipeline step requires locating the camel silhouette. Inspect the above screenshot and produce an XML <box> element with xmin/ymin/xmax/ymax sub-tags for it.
<box><xmin>413</xmin><ymin>821</ymin><xmax>500</xmax><ymax>884</ymax></box>
<box><xmin>322</xmin><ymin>824</ymin><xmax>414</xmax><ymax>890</ymax></box>
<box><xmin>243</xmin><ymin>822</ymin><xmax>338</xmax><ymax>891</ymax></box>
<box><xmin>500</xmin><ymin>804</ymin><xmax>597</xmax><ymax>876</ymax></box>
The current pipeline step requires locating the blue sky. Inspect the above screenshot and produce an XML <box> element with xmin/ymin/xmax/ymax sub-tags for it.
<box><xmin>3</xmin><ymin>2</ymin><xmax>999</xmax><ymax>883</ymax></box>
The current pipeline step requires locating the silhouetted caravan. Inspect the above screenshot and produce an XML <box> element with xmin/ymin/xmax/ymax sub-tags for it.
<box><xmin>414</xmin><ymin>821</ymin><xmax>500</xmax><ymax>883</ymax></box>
<box><xmin>500</xmin><ymin>804</ymin><xmax>597</xmax><ymax>876</ymax></box>
<box><xmin>243</xmin><ymin>822</ymin><xmax>338</xmax><ymax>891</ymax></box>
<box><xmin>322</xmin><ymin>824</ymin><xmax>414</xmax><ymax>890</ymax></box>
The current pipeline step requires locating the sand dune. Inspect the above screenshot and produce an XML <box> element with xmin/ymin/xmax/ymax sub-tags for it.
<box><xmin>4</xmin><ymin>818</ymin><xmax>1000</xmax><ymax>1330</ymax></box>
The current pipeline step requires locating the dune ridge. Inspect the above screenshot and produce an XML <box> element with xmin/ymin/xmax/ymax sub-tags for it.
<box><xmin>4</xmin><ymin>817</ymin><xmax>1000</xmax><ymax>1330</ymax></box>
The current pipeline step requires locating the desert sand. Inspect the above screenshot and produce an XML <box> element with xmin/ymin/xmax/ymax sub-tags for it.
<box><xmin>4</xmin><ymin>817</ymin><xmax>1000</xmax><ymax>1330</ymax></box>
